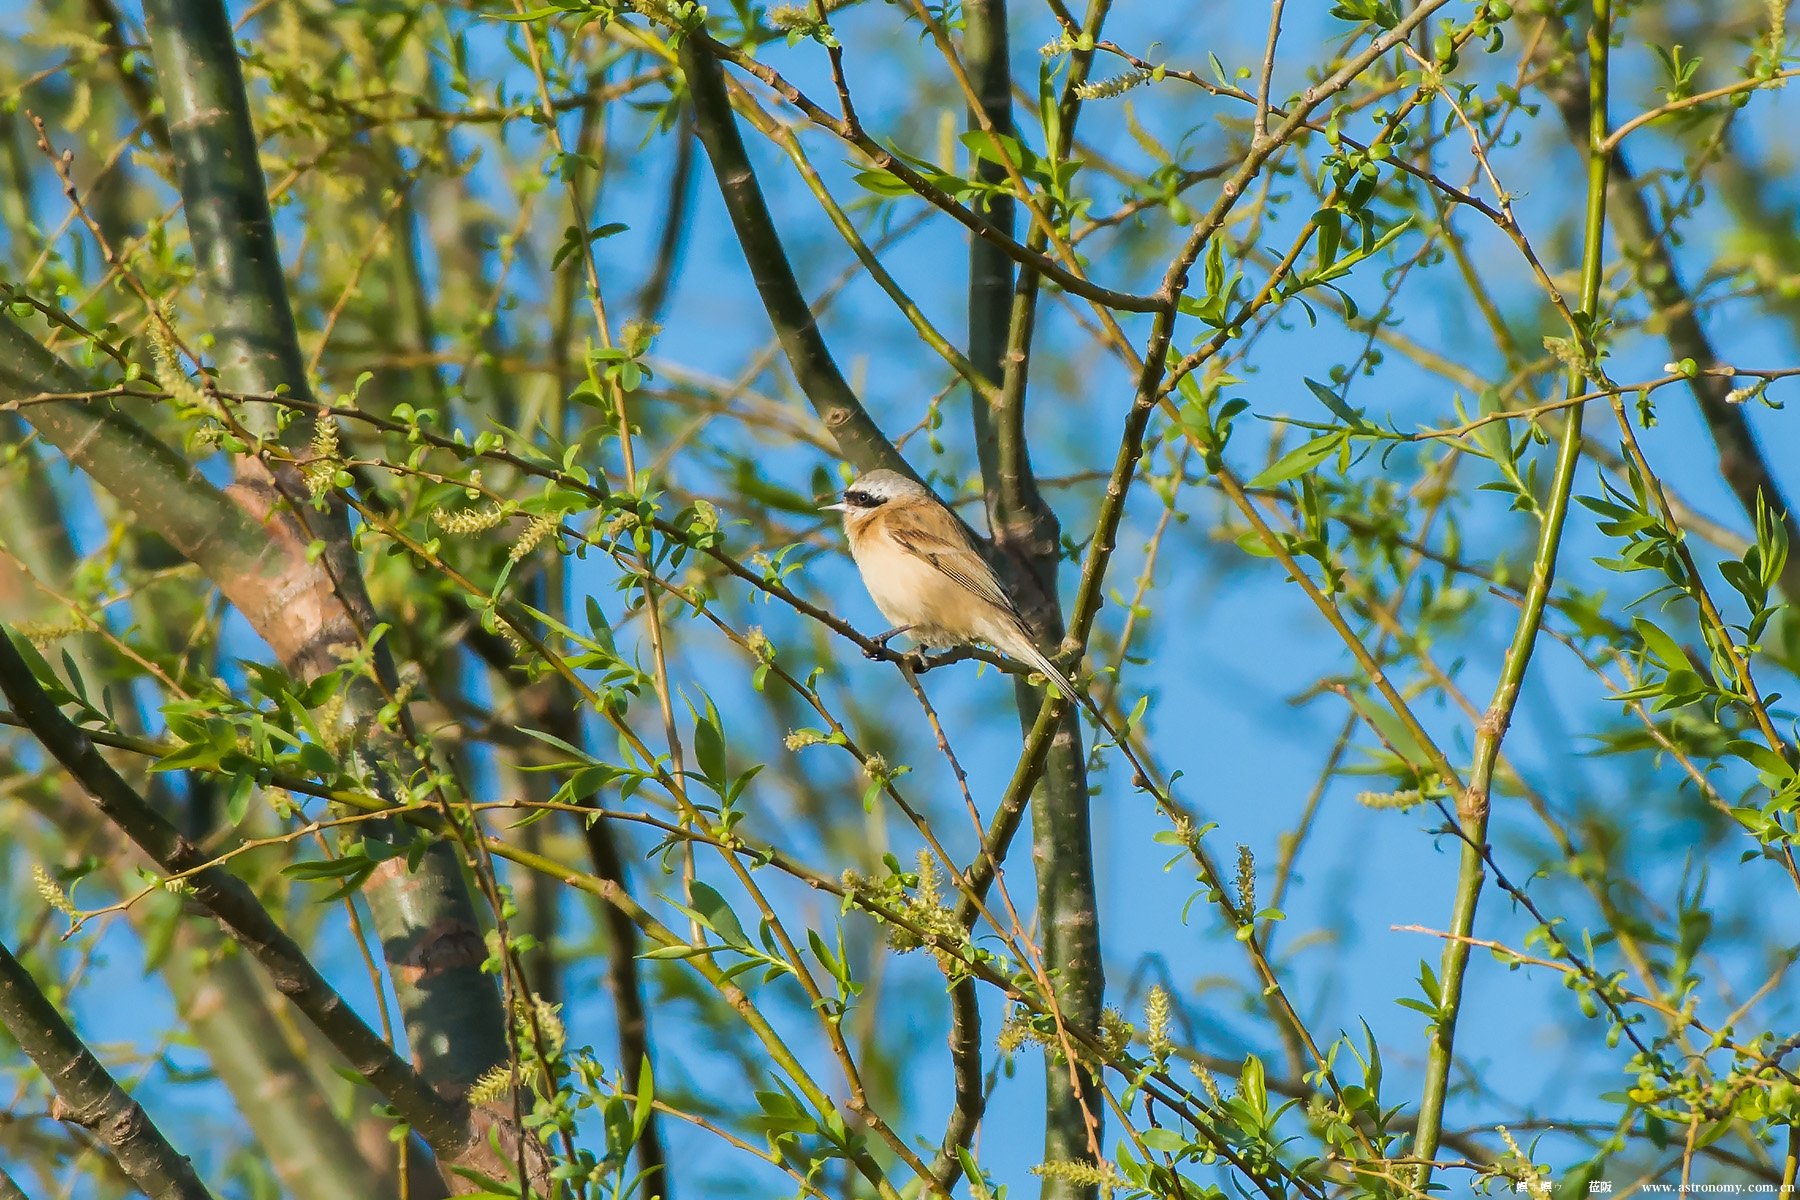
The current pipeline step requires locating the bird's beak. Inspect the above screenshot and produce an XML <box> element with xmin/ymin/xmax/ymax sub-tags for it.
<box><xmin>819</xmin><ymin>501</ymin><xmax>848</xmax><ymax>513</ymax></box>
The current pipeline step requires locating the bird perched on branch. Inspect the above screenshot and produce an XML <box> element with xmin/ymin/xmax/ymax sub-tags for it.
<box><xmin>821</xmin><ymin>468</ymin><xmax>1087</xmax><ymax>697</ymax></box>
<box><xmin>824</xmin><ymin>468</ymin><xmax>1155</xmax><ymax>789</ymax></box>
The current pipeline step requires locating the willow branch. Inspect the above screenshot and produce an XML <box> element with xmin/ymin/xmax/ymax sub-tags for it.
<box><xmin>1535</xmin><ymin>24</ymin><xmax>1800</xmax><ymax>603</ymax></box>
<box><xmin>0</xmin><ymin>317</ymin><xmax>289</xmax><ymax>587</ymax></box>
<box><xmin>959</xmin><ymin>0</ymin><xmax>1107</xmax><ymax>1185</ymax></box>
<box><xmin>678</xmin><ymin>33</ymin><xmax>910</xmax><ymax>478</ymax></box>
<box><xmin>1412</xmin><ymin>0</ymin><xmax>1613</xmax><ymax>1181</ymax></box>
<box><xmin>0</xmin><ymin>426</ymin><xmax>383</xmax><ymax>1199</ymax></box>
<box><xmin>476</xmin><ymin>641</ymin><xmax>674</xmax><ymax>1200</ymax></box>
<box><xmin>678</xmin><ymin>21</ymin><xmax>1160</xmax><ymax>314</ymax></box>
<box><xmin>85</xmin><ymin>0</ymin><xmax>172</xmax><ymax>152</ymax></box>
<box><xmin>143</xmin><ymin>0</ymin><xmax>315</xmax><ymax>439</ymax></box>
<box><xmin>636</xmin><ymin>109</ymin><xmax>697</xmax><ymax>325</ymax></box>
<box><xmin>162</xmin><ymin>929</ymin><xmax>399</xmax><ymax>1198</ymax></box>
<box><xmin>928</xmin><ymin>976</ymin><xmax>986</xmax><ymax>1184</ymax></box>
<box><xmin>141</xmin><ymin>0</ymin><xmax>514</xmax><ymax>1125</ymax></box>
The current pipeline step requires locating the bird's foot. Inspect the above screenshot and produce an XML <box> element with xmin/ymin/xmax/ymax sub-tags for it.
<box><xmin>863</xmin><ymin>625</ymin><xmax>915</xmax><ymax>660</ymax></box>
<box><xmin>909</xmin><ymin>647</ymin><xmax>972</xmax><ymax>674</ymax></box>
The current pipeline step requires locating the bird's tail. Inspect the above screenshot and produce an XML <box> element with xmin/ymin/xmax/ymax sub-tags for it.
<box><xmin>988</xmin><ymin>618</ymin><xmax>1125</xmax><ymax>749</ymax></box>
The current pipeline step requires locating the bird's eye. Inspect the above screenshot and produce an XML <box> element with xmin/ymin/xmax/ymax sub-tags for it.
<box><xmin>844</xmin><ymin>488</ymin><xmax>884</xmax><ymax>509</ymax></box>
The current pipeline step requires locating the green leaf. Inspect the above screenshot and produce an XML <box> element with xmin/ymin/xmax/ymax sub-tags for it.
<box><xmin>693</xmin><ymin>697</ymin><xmax>726</xmax><ymax>788</ymax></box>
<box><xmin>640</xmin><ymin>943</ymin><xmax>712</xmax><ymax>960</ymax></box>
<box><xmin>223</xmin><ymin>773</ymin><xmax>255</xmax><ymax>827</ymax></box>
<box><xmin>1247</xmin><ymin>432</ymin><xmax>1343</xmax><ymax>488</ymax></box>
<box><xmin>1632</xmin><ymin>616</ymin><xmax>1690</xmax><ymax>672</ymax></box>
<box><xmin>688</xmin><ymin>881</ymin><xmax>749</xmax><ymax>948</ymax></box>
<box><xmin>1239</xmin><ymin>1054</ymin><xmax>1268</xmax><ymax>1120</ymax></box>
<box><xmin>851</xmin><ymin>168</ymin><xmax>914</xmax><ymax>196</ymax></box>
<box><xmin>284</xmin><ymin>856</ymin><xmax>372</xmax><ymax>880</ymax></box>
<box><xmin>632</xmin><ymin>1056</ymin><xmax>655</xmax><ymax>1141</ymax></box>
<box><xmin>1304</xmin><ymin>377</ymin><xmax>1368</xmax><ymax>430</ymax></box>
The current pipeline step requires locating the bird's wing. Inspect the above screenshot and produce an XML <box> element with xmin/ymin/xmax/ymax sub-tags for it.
<box><xmin>884</xmin><ymin>512</ymin><xmax>1021</xmax><ymax>618</ymax></box>
<box><xmin>884</xmin><ymin>508</ymin><xmax>1086</xmax><ymax>702</ymax></box>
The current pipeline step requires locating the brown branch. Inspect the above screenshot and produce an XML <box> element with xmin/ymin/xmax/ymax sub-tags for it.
<box><xmin>678</xmin><ymin>33</ymin><xmax>911</xmax><ymax>478</ymax></box>
<box><xmin>139</xmin><ymin>5</ymin><xmax>520</xmax><ymax>1162</ymax></box>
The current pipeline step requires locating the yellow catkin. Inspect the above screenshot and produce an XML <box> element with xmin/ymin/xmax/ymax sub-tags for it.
<box><xmin>1234</xmin><ymin>843</ymin><xmax>1256</xmax><ymax>915</ymax></box>
<box><xmin>517</xmin><ymin>994</ymin><xmax>566</xmax><ymax>1059</ymax></box>
<box><xmin>509</xmin><ymin>515</ymin><xmax>558</xmax><ymax>562</ymax></box>
<box><xmin>1030</xmin><ymin>1161</ymin><xmax>1120</xmax><ymax>1192</ymax></box>
<box><xmin>303</xmin><ymin>418</ymin><xmax>340</xmax><ymax>503</ymax></box>
<box><xmin>767</xmin><ymin>0</ymin><xmax>849</xmax><ymax>27</ymax></box>
<box><xmin>783</xmin><ymin>729</ymin><xmax>828</xmax><ymax>751</ymax></box>
<box><xmin>1073</xmin><ymin>69</ymin><xmax>1152</xmax><ymax>100</ymax></box>
<box><xmin>466</xmin><ymin>1064</ymin><xmax>512</xmax><ymax>1106</ymax></box>
<box><xmin>148</xmin><ymin>310</ymin><xmax>211</xmax><ymax>416</ymax></box>
<box><xmin>1144</xmin><ymin>984</ymin><xmax>1173</xmax><ymax>1062</ymax></box>
<box><xmin>33</xmin><ymin>865</ymin><xmax>74</xmax><ymax>916</ymax></box>
<box><xmin>15</xmin><ymin>618</ymin><xmax>84</xmax><ymax>647</ymax></box>
<box><xmin>1099</xmin><ymin>1009</ymin><xmax>1134</xmax><ymax>1056</ymax></box>
<box><xmin>888</xmin><ymin>851</ymin><xmax>960</xmax><ymax>966</ymax></box>
<box><xmin>1356</xmin><ymin>788</ymin><xmax>1425</xmax><ymax>811</ymax></box>
<box><xmin>434</xmin><ymin>503</ymin><xmax>509</xmax><ymax>534</ymax></box>
<box><xmin>1192</xmin><ymin>1060</ymin><xmax>1223</xmax><ymax>1105</ymax></box>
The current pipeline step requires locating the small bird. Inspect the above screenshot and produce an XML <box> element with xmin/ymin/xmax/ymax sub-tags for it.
<box><xmin>821</xmin><ymin>468</ymin><xmax>1081</xmax><ymax>701</ymax></box>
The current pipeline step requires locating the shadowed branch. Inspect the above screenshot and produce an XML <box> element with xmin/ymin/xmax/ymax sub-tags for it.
<box><xmin>0</xmin><ymin>626</ymin><xmax>472</xmax><ymax>1151</ymax></box>
<box><xmin>0</xmin><ymin>936</ymin><xmax>213</xmax><ymax>1200</ymax></box>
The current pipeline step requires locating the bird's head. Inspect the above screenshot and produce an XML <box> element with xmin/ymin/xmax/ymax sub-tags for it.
<box><xmin>820</xmin><ymin>468</ymin><xmax>926</xmax><ymax>526</ymax></box>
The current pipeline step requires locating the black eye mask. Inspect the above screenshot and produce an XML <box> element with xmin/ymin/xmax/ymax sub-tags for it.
<box><xmin>843</xmin><ymin>488</ymin><xmax>886</xmax><ymax>509</ymax></box>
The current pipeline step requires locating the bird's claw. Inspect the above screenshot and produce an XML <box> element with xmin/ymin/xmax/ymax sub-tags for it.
<box><xmin>907</xmin><ymin>648</ymin><xmax>969</xmax><ymax>674</ymax></box>
<box><xmin>864</xmin><ymin>625</ymin><xmax>915</xmax><ymax>660</ymax></box>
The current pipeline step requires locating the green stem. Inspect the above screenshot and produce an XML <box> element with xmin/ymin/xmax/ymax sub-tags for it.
<box><xmin>1534</xmin><ymin>26</ymin><xmax>1800</xmax><ymax>604</ymax></box>
<box><xmin>0</xmin><ymin>935</ymin><xmax>215</xmax><ymax>1200</ymax></box>
<box><xmin>1410</xmin><ymin>0</ymin><xmax>1612</xmax><ymax>1180</ymax></box>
